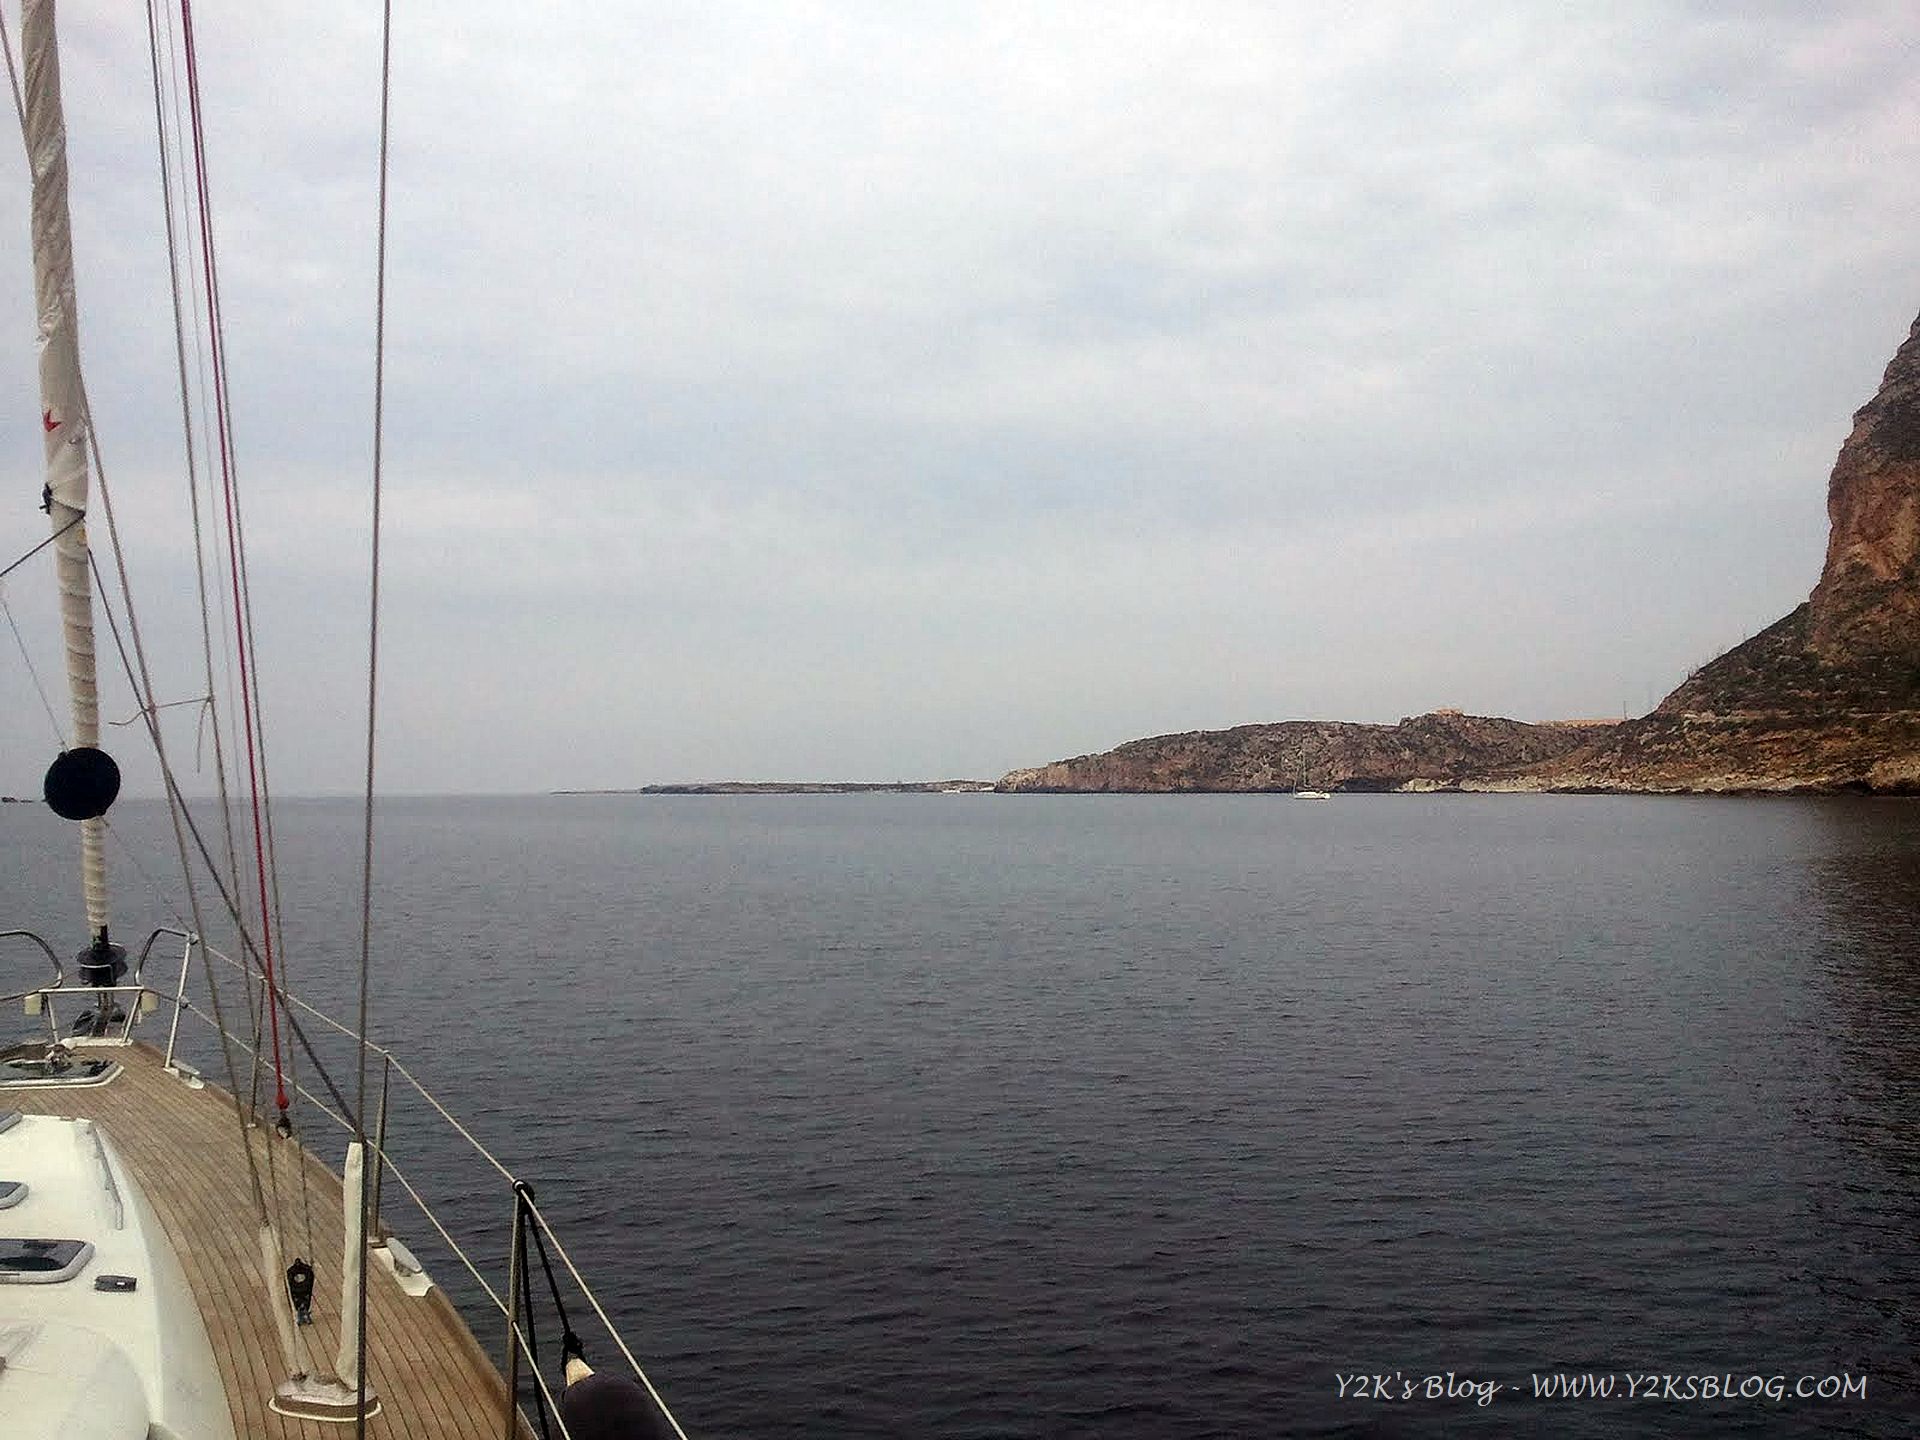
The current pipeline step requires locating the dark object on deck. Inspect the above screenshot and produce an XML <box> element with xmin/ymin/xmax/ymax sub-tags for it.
<box><xmin>287</xmin><ymin>1258</ymin><xmax>315</xmax><ymax>1325</ymax></box>
<box><xmin>43</xmin><ymin>745</ymin><xmax>120</xmax><ymax>820</ymax></box>
<box><xmin>558</xmin><ymin>1371</ymin><xmax>674</xmax><ymax>1440</ymax></box>
<box><xmin>77</xmin><ymin>936</ymin><xmax>127</xmax><ymax>987</ymax></box>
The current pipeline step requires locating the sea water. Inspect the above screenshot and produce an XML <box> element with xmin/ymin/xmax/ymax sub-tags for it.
<box><xmin>2</xmin><ymin>793</ymin><xmax>1915</xmax><ymax>1437</ymax></box>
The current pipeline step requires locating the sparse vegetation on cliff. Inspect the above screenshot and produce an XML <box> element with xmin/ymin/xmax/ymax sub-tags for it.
<box><xmin>999</xmin><ymin>310</ymin><xmax>1920</xmax><ymax>796</ymax></box>
<box><xmin>1520</xmin><ymin>312</ymin><xmax>1920</xmax><ymax>794</ymax></box>
<box><xmin>997</xmin><ymin>712</ymin><xmax>1616</xmax><ymax>793</ymax></box>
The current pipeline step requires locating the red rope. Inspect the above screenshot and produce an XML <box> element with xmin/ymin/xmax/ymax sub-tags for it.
<box><xmin>178</xmin><ymin>0</ymin><xmax>287</xmax><ymax>1114</ymax></box>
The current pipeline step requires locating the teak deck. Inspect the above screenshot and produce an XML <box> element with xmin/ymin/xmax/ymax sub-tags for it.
<box><xmin>6</xmin><ymin>1041</ymin><xmax>515</xmax><ymax>1439</ymax></box>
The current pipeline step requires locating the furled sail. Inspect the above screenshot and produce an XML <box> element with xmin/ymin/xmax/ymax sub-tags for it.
<box><xmin>23</xmin><ymin>0</ymin><xmax>110</xmax><ymax>942</ymax></box>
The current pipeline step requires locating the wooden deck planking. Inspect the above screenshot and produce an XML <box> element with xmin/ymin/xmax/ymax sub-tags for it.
<box><xmin>4</xmin><ymin>1041</ymin><xmax>519</xmax><ymax>1440</ymax></box>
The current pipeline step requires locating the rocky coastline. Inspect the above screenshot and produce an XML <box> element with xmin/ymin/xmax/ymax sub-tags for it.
<box><xmin>998</xmin><ymin>711</ymin><xmax>1618</xmax><ymax>794</ymax></box>
<box><xmin>560</xmin><ymin>781</ymin><xmax>995</xmax><ymax>795</ymax></box>
<box><xmin>997</xmin><ymin>310</ymin><xmax>1920</xmax><ymax>796</ymax></box>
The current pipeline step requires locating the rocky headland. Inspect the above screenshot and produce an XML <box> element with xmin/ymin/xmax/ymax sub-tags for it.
<box><xmin>1000</xmin><ymin>309</ymin><xmax>1920</xmax><ymax>796</ymax></box>
<box><xmin>560</xmin><ymin>781</ymin><xmax>996</xmax><ymax>795</ymax></box>
<box><xmin>998</xmin><ymin>712</ymin><xmax>1617</xmax><ymax>793</ymax></box>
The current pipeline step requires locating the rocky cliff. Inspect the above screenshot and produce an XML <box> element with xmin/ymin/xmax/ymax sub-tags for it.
<box><xmin>999</xmin><ymin>309</ymin><xmax>1920</xmax><ymax>795</ymax></box>
<box><xmin>998</xmin><ymin>711</ymin><xmax>1617</xmax><ymax>793</ymax></box>
<box><xmin>1810</xmin><ymin>312</ymin><xmax>1920</xmax><ymax>662</ymax></box>
<box><xmin>1515</xmin><ymin>311</ymin><xmax>1920</xmax><ymax>793</ymax></box>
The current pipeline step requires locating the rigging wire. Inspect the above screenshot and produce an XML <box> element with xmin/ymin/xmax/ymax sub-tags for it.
<box><xmin>523</xmin><ymin>1193</ymin><xmax>691</xmax><ymax>1440</ymax></box>
<box><xmin>140</xmin><ymin>0</ymin><xmax>250</xmax><ymax>1082</ymax></box>
<box><xmin>188</xmin><ymin>936</ymin><xmax>689</xmax><ymax>1434</ymax></box>
<box><xmin>93</xmin><ymin>517</ymin><xmax>322</xmax><ymax>1383</ymax></box>
<box><xmin>89</xmin><ymin>558</ymin><xmax>326</xmax><ymax>1370</ymax></box>
<box><xmin>144</xmin><ymin>0</ymin><xmax>244</xmax><ymax>910</ymax></box>
<box><xmin>157</xmin><ymin>0</ymin><xmax>323</xmax><ymax>1303</ymax></box>
<box><xmin>59</xmin><ymin>0</ymin><xmax>308</xmax><ymax>1256</ymax></box>
<box><xmin>156</xmin><ymin>0</ymin><xmax>247</xmax><ymax>927</ymax></box>
<box><xmin>1</xmin><ymin>1</ymin><xmax>23</xmax><ymax>139</ymax></box>
<box><xmin>0</xmin><ymin>520</ymin><xmax>84</xmax><ymax>751</ymax></box>
<box><xmin>355</xmin><ymin>5</ymin><xmax>398</xmax><ymax>1428</ymax></box>
<box><xmin>4</xmin><ymin>0</ymin><xmax>60</xmax><ymax>752</ymax></box>
<box><xmin>145</xmin><ymin>0</ymin><xmax>314</xmax><ymax>1259</ymax></box>
<box><xmin>85</xmin><ymin>494</ymin><xmax>273</xmax><ymax>1228</ymax></box>
<box><xmin>167</xmin><ymin>996</ymin><xmax>517</xmax><ymax>1327</ymax></box>
<box><xmin>102</xmin><ymin>816</ymin><xmax>190</xmax><ymax>930</ymax></box>
<box><xmin>175</xmin><ymin>0</ymin><xmax>291</xmax><ymax>1121</ymax></box>
<box><xmin>149</xmin><ymin>0</ymin><xmax>276</xmax><ymax>1158</ymax></box>
<box><xmin>0</xmin><ymin>511</ymin><xmax>84</xmax><ymax>582</ymax></box>
<box><xmin>516</xmin><ymin>1198</ymin><xmax>556</xmax><ymax>1440</ymax></box>
<box><xmin>2</xmin><ymin>588</ymin><xmax>67</xmax><ymax>743</ymax></box>
<box><xmin>13</xmin><ymin>5</ymin><xmax>673</xmax><ymax>1423</ymax></box>
<box><xmin>108</xmin><ymin>694</ymin><xmax>209</xmax><ymax>726</ymax></box>
<box><xmin>210</xmin><ymin>38</ymin><xmax>302</xmax><ymax>1153</ymax></box>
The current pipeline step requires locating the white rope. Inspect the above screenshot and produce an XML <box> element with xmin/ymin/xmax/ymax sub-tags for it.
<box><xmin>194</xmin><ymin>1007</ymin><xmax>349</xmax><ymax>1131</ymax></box>
<box><xmin>200</xmin><ymin>941</ymin><xmax>520</xmax><ymax>1186</ymax></box>
<box><xmin>181</xmin><ymin>957</ymin><xmax>678</xmax><ymax>1433</ymax></box>
<box><xmin>379</xmin><ymin>1154</ymin><xmax>508</xmax><ymax>1316</ymax></box>
<box><xmin>175</xmin><ymin>1002</ymin><xmax>510</xmax><ymax>1319</ymax></box>
<box><xmin>193</xmin><ymin>949</ymin><xmax>530</xmax><ymax>1332</ymax></box>
<box><xmin>506</xmin><ymin>1326</ymin><xmax>577</xmax><ymax>1440</ymax></box>
<box><xmin>380</xmin><ymin>1054</ymin><xmax>521</xmax><ymax>1185</ymax></box>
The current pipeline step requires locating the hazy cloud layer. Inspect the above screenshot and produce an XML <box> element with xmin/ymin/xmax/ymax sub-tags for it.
<box><xmin>4</xmin><ymin>3</ymin><xmax>1918</xmax><ymax>793</ymax></box>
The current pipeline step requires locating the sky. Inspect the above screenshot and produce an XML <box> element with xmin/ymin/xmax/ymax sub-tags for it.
<box><xmin>3</xmin><ymin>1</ymin><xmax>1919</xmax><ymax>795</ymax></box>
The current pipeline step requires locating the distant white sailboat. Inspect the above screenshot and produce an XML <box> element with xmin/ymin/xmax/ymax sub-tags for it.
<box><xmin>1294</xmin><ymin>740</ymin><xmax>1332</xmax><ymax>799</ymax></box>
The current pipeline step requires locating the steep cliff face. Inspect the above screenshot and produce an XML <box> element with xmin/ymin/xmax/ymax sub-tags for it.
<box><xmin>1809</xmin><ymin>313</ymin><xmax>1920</xmax><ymax>662</ymax></box>
<box><xmin>1513</xmin><ymin>603</ymin><xmax>1920</xmax><ymax>792</ymax></box>
<box><xmin>1515</xmin><ymin>311</ymin><xmax>1920</xmax><ymax>793</ymax></box>
<box><xmin>1000</xmin><ymin>308</ymin><xmax>1920</xmax><ymax>796</ymax></box>
<box><xmin>998</xmin><ymin>712</ymin><xmax>1616</xmax><ymax>793</ymax></box>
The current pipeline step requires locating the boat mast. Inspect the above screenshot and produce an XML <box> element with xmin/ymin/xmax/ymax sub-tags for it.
<box><xmin>23</xmin><ymin>0</ymin><xmax>117</xmax><ymax>971</ymax></box>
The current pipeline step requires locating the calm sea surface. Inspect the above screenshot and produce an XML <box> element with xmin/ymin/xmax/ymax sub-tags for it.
<box><xmin>3</xmin><ymin>793</ymin><xmax>1917</xmax><ymax>1437</ymax></box>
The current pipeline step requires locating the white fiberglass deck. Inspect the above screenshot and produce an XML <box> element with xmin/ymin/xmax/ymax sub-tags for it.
<box><xmin>1</xmin><ymin>1042</ymin><xmax>516</xmax><ymax>1438</ymax></box>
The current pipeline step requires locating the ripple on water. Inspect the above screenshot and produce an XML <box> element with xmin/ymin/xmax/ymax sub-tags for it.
<box><xmin>3</xmin><ymin>794</ymin><xmax>1916</xmax><ymax>1437</ymax></box>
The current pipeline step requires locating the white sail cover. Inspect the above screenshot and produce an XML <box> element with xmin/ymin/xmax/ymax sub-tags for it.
<box><xmin>23</xmin><ymin>0</ymin><xmax>108</xmax><ymax>935</ymax></box>
<box><xmin>25</xmin><ymin>0</ymin><xmax>89</xmax><ymax>515</ymax></box>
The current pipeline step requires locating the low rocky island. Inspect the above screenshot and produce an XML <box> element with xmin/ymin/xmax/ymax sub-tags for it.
<box><xmin>561</xmin><ymin>781</ymin><xmax>996</xmax><ymax>795</ymax></box>
<box><xmin>998</xmin><ymin>711</ymin><xmax>1618</xmax><ymax>793</ymax></box>
<box><xmin>1000</xmin><ymin>309</ymin><xmax>1920</xmax><ymax>796</ymax></box>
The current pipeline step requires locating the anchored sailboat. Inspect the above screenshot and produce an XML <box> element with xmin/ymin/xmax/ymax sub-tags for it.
<box><xmin>1293</xmin><ymin>739</ymin><xmax>1331</xmax><ymax>800</ymax></box>
<box><xmin>2</xmin><ymin>4</ymin><xmax>684</xmax><ymax>1435</ymax></box>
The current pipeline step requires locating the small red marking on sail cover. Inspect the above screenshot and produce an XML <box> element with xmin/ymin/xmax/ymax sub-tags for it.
<box><xmin>42</xmin><ymin>408</ymin><xmax>60</xmax><ymax>432</ymax></box>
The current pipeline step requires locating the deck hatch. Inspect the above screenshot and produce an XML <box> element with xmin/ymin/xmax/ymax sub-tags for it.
<box><xmin>0</xmin><ymin>1238</ymin><xmax>94</xmax><ymax>1283</ymax></box>
<box><xmin>0</xmin><ymin>1051</ymin><xmax>121</xmax><ymax>1088</ymax></box>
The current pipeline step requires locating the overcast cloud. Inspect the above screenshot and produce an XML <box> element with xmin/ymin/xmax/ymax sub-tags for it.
<box><xmin>4</xmin><ymin>2</ymin><xmax>1919</xmax><ymax>794</ymax></box>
